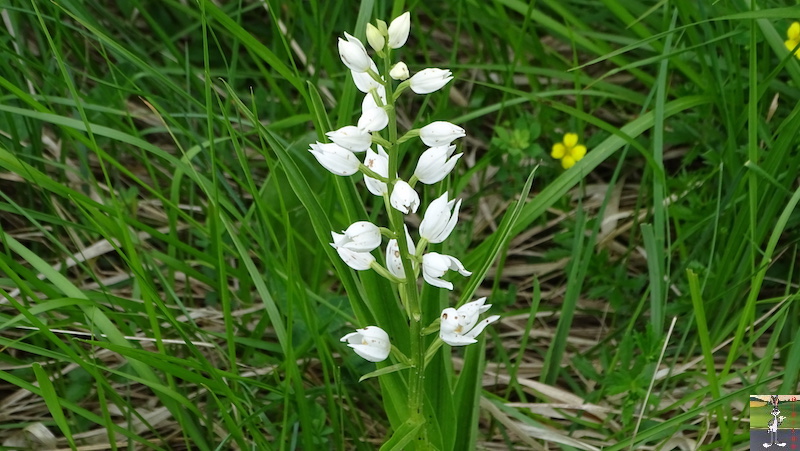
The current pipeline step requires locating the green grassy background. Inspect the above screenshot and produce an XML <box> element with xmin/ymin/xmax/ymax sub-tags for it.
<box><xmin>1</xmin><ymin>0</ymin><xmax>799</xmax><ymax>449</ymax></box>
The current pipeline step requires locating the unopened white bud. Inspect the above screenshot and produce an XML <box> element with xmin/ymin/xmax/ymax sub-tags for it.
<box><xmin>387</xmin><ymin>12</ymin><xmax>411</xmax><ymax>49</ymax></box>
<box><xmin>366</xmin><ymin>23</ymin><xmax>385</xmax><ymax>52</ymax></box>
<box><xmin>390</xmin><ymin>62</ymin><xmax>410</xmax><ymax>81</ymax></box>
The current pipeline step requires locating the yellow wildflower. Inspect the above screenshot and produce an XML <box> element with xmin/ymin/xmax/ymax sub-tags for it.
<box><xmin>551</xmin><ymin>133</ymin><xmax>586</xmax><ymax>169</ymax></box>
<box><xmin>785</xmin><ymin>22</ymin><xmax>800</xmax><ymax>59</ymax></box>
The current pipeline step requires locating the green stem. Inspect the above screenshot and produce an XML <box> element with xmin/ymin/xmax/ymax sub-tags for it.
<box><xmin>381</xmin><ymin>49</ymin><xmax>429</xmax><ymax>449</ymax></box>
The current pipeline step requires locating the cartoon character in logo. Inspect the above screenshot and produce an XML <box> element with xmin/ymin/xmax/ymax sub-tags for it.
<box><xmin>764</xmin><ymin>395</ymin><xmax>787</xmax><ymax>448</ymax></box>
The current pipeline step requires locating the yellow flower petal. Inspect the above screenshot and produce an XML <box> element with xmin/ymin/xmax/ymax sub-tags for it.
<box><xmin>786</xmin><ymin>39</ymin><xmax>800</xmax><ymax>53</ymax></box>
<box><xmin>563</xmin><ymin>133</ymin><xmax>579</xmax><ymax>149</ymax></box>
<box><xmin>561</xmin><ymin>156</ymin><xmax>575</xmax><ymax>169</ymax></box>
<box><xmin>551</xmin><ymin>142</ymin><xmax>566</xmax><ymax>159</ymax></box>
<box><xmin>570</xmin><ymin>144</ymin><xmax>587</xmax><ymax>161</ymax></box>
<box><xmin>789</xmin><ymin>22</ymin><xmax>800</xmax><ymax>41</ymax></box>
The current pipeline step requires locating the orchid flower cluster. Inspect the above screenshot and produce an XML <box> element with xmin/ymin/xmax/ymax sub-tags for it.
<box><xmin>307</xmin><ymin>12</ymin><xmax>499</xmax><ymax>365</ymax></box>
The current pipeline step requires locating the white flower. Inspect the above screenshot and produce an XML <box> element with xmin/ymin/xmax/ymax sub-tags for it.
<box><xmin>419</xmin><ymin>192</ymin><xmax>461</xmax><ymax>243</ymax></box>
<box><xmin>326</xmin><ymin>126</ymin><xmax>372</xmax><ymax>152</ymax></box>
<box><xmin>409</xmin><ymin>68</ymin><xmax>453</xmax><ymax>94</ymax></box>
<box><xmin>333</xmin><ymin>247</ymin><xmax>375</xmax><ymax>270</ymax></box>
<box><xmin>414</xmin><ymin>144</ymin><xmax>462</xmax><ymax>184</ymax></box>
<box><xmin>309</xmin><ymin>142</ymin><xmax>361</xmax><ymax>176</ymax></box>
<box><xmin>352</xmin><ymin>60</ymin><xmax>385</xmax><ymax>94</ymax></box>
<box><xmin>331</xmin><ymin>221</ymin><xmax>381</xmax><ymax>252</ymax></box>
<box><xmin>338</xmin><ymin>32</ymin><xmax>371</xmax><ymax>73</ymax></box>
<box><xmin>439</xmin><ymin>298</ymin><xmax>500</xmax><ymax>346</ymax></box>
<box><xmin>387</xmin><ymin>12</ymin><xmax>411</xmax><ymax>49</ymax></box>
<box><xmin>386</xmin><ymin>226</ymin><xmax>416</xmax><ymax>279</ymax></box>
<box><xmin>330</xmin><ymin>221</ymin><xmax>380</xmax><ymax>271</ymax></box>
<box><xmin>419</xmin><ymin>121</ymin><xmax>466</xmax><ymax>147</ymax></box>
<box><xmin>422</xmin><ymin>252</ymin><xmax>471</xmax><ymax>290</ymax></box>
<box><xmin>363</xmin><ymin>146</ymin><xmax>389</xmax><ymax>196</ymax></box>
<box><xmin>365</xmin><ymin>23</ymin><xmax>385</xmax><ymax>52</ymax></box>
<box><xmin>341</xmin><ymin>326</ymin><xmax>391</xmax><ymax>362</ymax></box>
<box><xmin>358</xmin><ymin>106</ymin><xmax>388</xmax><ymax>132</ymax></box>
<box><xmin>390</xmin><ymin>62</ymin><xmax>410</xmax><ymax>81</ymax></box>
<box><xmin>389</xmin><ymin>180</ymin><xmax>419</xmax><ymax>214</ymax></box>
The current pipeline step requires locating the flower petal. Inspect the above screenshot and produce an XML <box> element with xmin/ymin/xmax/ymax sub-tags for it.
<box><xmin>419</xmin><ymin>193</ymin><xmax>451</xmax><ymax>241</ymax></box>
<box><xmin>419</xmin><ymin>193</ymin><xmax>461</xmax><ymax>243</ymax></box>
<box><xmin>463</xmin><ymin>315</ymin><xmax>500</xmax><ymax>340</ymax></box>
<box><xmin>455</xmin><ymin>297</ymin><xmax>491</xmax><ymax>331</ymax></box>
<box><xmin>414</xmin><ymin>145</ymin><xmax>462</xmax><ymax>185</ymax></box>
<box><xmin>422</xmin><ymin>252</ymin><xmax>470</xmax><ymax>290</ymax></box>
<box><xmin>422</xmin><ymin>253</ymin><xmax>454</xmax><ymax>290</ymax></box>
<box><xmin>423</xmin><ymin>268</ymin><xmax>453</xmax><ymax>290</ymax></box>
<box><xmin>362</xmin><ymin>91</ymin><xmax>386</xmax><ymax>111</ymax></box>
<box><xmin>409</xmin><ymin>68</ymin><xmax>453</xmax><ymax>94</ymax></box>
<box><xmin>419</xmin><ymin>121</ymin><xmax>466</xmax><ymax>147</ymax></box>
<box><xmin>551</xmin><ymin>142</ymin><xmax>566</xmax><ymax>159</ymax></box>
<box><xmin>563</xmin><ymin>133</ymin><xmax>579</xmax><ymax>149</ymax></box>
<box><xmin>387</xmin><ymin>12</ymin><xmax>411</xmax><ymax>49</ymax></box>
<box><xmin>385</xmin><ymin>239</ymin><xmax>405</xmax><ymax>279</ymax></box>
<box><xmin>403</xmin><ymin>224</ymin><xmax>416</xmax><ymax>255</ymax></box>
<box><xmin>326</xmin><ymin>125</ymin><xmax>372</xmax><ymax>152</ymax></box>
<box><xmin>570</xmin><ymin>144</ymin><xmax>587</xmax><ymax>161</ymax></box>
<box><xmin>363</xmin><ymin>146</ymin><xmax>389</xmax><ymax>196</ymax></box>
<box><xmin>445</xmin><ymin>254</ymin><xmax>471</xmax><ymax>277</ymax></box>
<box><xmin>341</xmin><ymin>326</ymin><xmax>390</xmax><ymax>362</ymax></box>
<box><xmin>440</xmin><ymin>333</ymin><xmax>477</xmax><ymax>346</ymax></box>
<box><xmin>789</xmin><ymin>22</ymin><xmax>800</xmax><ymax>41</ymax></box>
<box><xmin>338</xmin><ymin>33</ymin><xmax>371</xmax><ymax>73</ymax></box>
<box><xmin>550</xmin><ymin>143</ymin><xmax>567</xmax><ymax>160</ymax></box>
<box><xmin>334</xmin><ymin>246</ymin><xmax>375</xmax><ymax>270</ymax></box>
<box><xmin>309</xmin><ymin>142</ymin><xmax>361</xmax><ymax>176</ymax></box>
<box><xmin>348</xmin><ymin>343</ymin><xmax>389</xmax><ymax>362</ymax></box>
<box><xmin>358</xmin><ymin>107</ymin><xmax>389</xmax><ymax>132</ymax></box>
<box><xmin>335</xmin><ymin>221</ymin><xmax>381</xmax><ymax>252</ymax></box>
<box><xmin>389</xmin><ymin>180</ymin><xmax>420</xmax><ymax>214</ymax></box>
<box><xmin>352</xmin><ymin>60</ymin><xmax>384</xmax><ymax>94</ymax></box>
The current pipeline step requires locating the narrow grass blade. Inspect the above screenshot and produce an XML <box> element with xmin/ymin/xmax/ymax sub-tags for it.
<box><xmin>32</xmin><ymin>363</ymin><xmax>77</xmax><ymax>450</ymax></box>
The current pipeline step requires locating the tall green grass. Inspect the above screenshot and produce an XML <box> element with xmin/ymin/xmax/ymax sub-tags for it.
<box><xmin>0</xmin><ymin>0</ymin><xmax>798</xmax><ymax>449</ymax></box>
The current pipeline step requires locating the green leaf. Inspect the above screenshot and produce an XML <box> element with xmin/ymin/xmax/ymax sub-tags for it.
<box><xmin>379</xmin><ymin>417</ymin><xmax>424</xmax><ymax>451</ymax></box>
<box><xmin>33</xmin><ymin>363</ymin><xmax>77</xmax><ymax>450</ymax></box>
<box><xmin>359</xmin><ymin>362</ymin><xmax>413</xmax><ymax>382</ymax></box>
